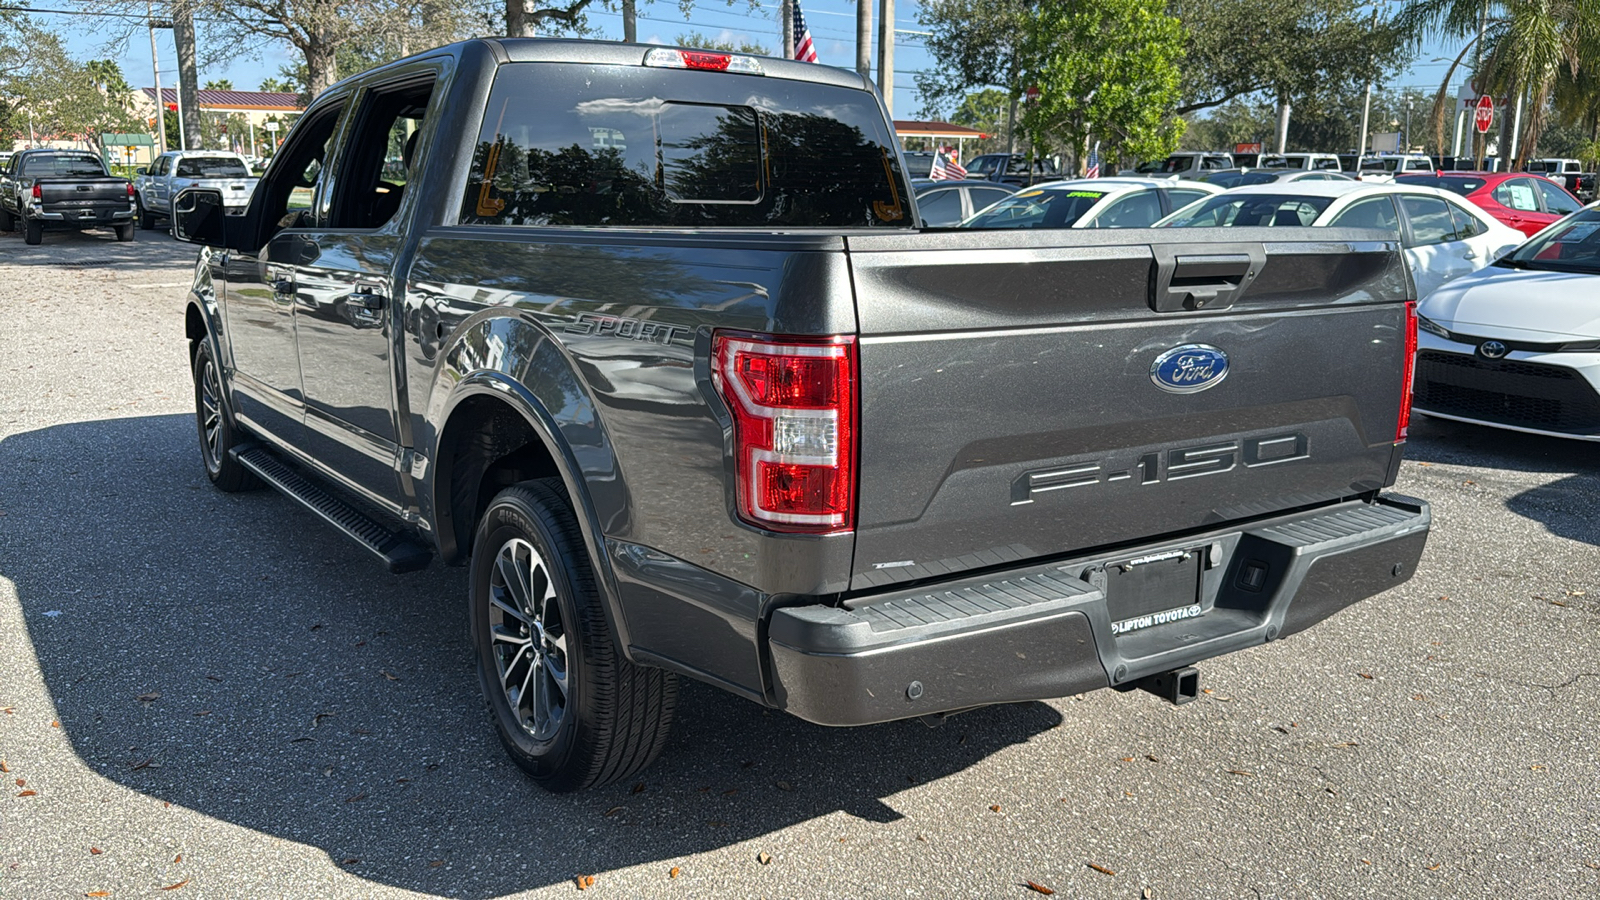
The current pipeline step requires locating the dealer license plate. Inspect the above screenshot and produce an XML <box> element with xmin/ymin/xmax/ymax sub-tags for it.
<box><xmin>1105</xmin><ymin>549</ymin><xmax>1204</xmax><ymax>635</ymax></box>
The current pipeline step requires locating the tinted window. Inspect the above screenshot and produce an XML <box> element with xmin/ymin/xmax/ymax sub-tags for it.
<box><xmin>462</xmin><ymin>64</ymin><xmax>909</xmax><ymax>228</ymax></box>
<box><xmin>902</xmin><ymin>152</ymin><xmax>935</xmax><ymax>179</ymax></box>
<box><xmin>1447</xmin><ymin>200</ymin><xmax>1486</xmax><ymax>238</ymax></box>
<box><xmin>1200</xmin><ymin>171</ymin><xmax>1247</xmax><ymax>188</ymax></box>
<box><xmin>1400</xmin><ymin>195</ymin><xmax>1456</xmax><ymax>245</ymax></box>
<box><xmin>1328</xmin><ymin>196</ymin><xmax>1400</xmax><ymax>231</ymax></box>
<box><xmin>175</xmin><ymin>156</ymin><xmax>250</xmax><ymax>178</ymax></box>
<box><xmin>965</xmin><ymin>186</ymin><xmax>1014</xmax><ymax>211</ymax></box>
<box><xmin>1396</xmin><ymin>175</ymin><xmax>1483</xmax><ymax>196</ymax></box>
<box><xmin>1091</xmin><ymin>191</ymin><xmax>1163</xmax><ymax>227</ymax></box>
<box><xmin>1237</xmin><ymin>172</ymin><xmax>1280</xmax><ymax>186</ymax></box>
<box><xmin>1165</xmin><ymin>188</ymin><xmax>1211</xmax><ymax>209</ymax></box>
<box><xmin>1161</xmin><ymin>193</ymin><xmax>1333</xmax><ymax>227</ymax></box>
<box><xmin>916</xmin><ymin>187</ymin><xmax>963</xmax><ymax>225</ymax></box>
<box><xmin>19</xmin><ymin>154</ymin><xmax>106</xmax><ymax>177</ymax></box>
<box><xmin>1503</xmin><ymin>209</ymin><xmax>1600</xmax><ymax>271</ymax></box>
<box><xmin>961</xmin><ymin>188</ymin><xmax>1102</xmax><ymax>229</ymax></box>
<box><xmin>966</xmin><ymin>155</ymin><xmax>1004</xmax><ymax>175</ymax></box>
<box><xmin>1536</xmin><ymin>179</ymin><xmax>1581</xmax><ymax>216</ymax></box>
<box><xmin>1493</xmin><ymin>178</ymin><xmax>1540</xmax><ymax>211</ymax></box>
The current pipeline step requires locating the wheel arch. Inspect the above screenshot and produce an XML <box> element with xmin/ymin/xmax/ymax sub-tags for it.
<box><xmin>432</xmin><ymin>375</ymin><xmax>636</xmax><ymax>657</ymax></box>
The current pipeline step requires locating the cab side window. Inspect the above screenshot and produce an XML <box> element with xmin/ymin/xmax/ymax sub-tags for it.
<box><xmin>1400</xmin><ymin>195</ymin><xmax>1456</xmax><ymax>246</ymax></box>
<box><xmin>1537</xmin><ymin>179</ymin><xmax>1581</xmax><ymax>216</ymax></box>
<box><xmin>327</xmin><ymin>74</ymin><xmax>437</xmax><ymax>230</ymax></box>
<box><xmin>250</xmin><ymin>101</ymin><xmax>348</xmax><ymax>244</ymax></box>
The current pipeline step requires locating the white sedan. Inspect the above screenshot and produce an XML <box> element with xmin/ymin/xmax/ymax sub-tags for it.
<box><xmin>1412</xmin><ymin>207</ymin><xmax>1600</xmax><ymax>440</ymax></box>
<box><xmin>959</xmin><ymin>177</ymin><xmax>1222</xmax><ymax>230</ymax></box>
<box><xmin>1157</xmin><ymin>181</ymin><xmax>1526</xmax><ymax>300</ymax></box>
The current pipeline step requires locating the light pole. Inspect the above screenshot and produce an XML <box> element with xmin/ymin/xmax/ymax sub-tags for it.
<box><xmin>146</xmin><ymin>1</ymin><xmax>168</xmax><ymax>155</ymax></box>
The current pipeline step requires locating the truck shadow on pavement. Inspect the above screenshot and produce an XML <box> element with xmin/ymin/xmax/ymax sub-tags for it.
<box><xmin>0</xmin><ymin>226</ymin><xmax>197</xmax><ymax>269</ymax></box>
<box><xmin>1</xmin><ymin>413</ymin><xmax>1062</xmax><ymax>898</ymax></box>
<box><xmin>1405</xmin><ymin>416</ymin><xmax>1600</xmax><ymax>546</ymax></box>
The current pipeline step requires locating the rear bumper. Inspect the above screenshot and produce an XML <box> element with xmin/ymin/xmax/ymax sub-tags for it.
<box><xmin>767</xmin><ymin>494</ymin><xmax>1430</xmax><ymax>726</ymax></box>
<box><xmin>35</xmin><ymin>208</ymin><xmax>134</xmax><ymax>224</ymax></box>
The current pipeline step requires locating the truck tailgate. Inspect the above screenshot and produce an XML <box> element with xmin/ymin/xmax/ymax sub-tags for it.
<box><xmin>38</xmin><ymin>178</ymin><xmax>129</xmax><ymax>210</ymax></box>
<box><xmin>845</xmin><ymin>227</ymin><xmax>1412</xmax><ymax>590</ymax></box>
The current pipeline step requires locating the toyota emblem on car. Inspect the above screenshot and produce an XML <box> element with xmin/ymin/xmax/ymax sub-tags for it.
<box><xmin>1150</xmin><ymin>344</ymin><xmax>1230</xmax><ymax>393</ymax></box>
<box><xmin>1478</xmin><ymin>340</ymin><xmax>1509</xmax><ymax>359</ymax></box>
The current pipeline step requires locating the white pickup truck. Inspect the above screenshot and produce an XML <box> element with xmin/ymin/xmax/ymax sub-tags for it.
<box><xmin>133</xmin><ymin>151</ymin><xmax>258</xmax><ymax>229</ymax></box>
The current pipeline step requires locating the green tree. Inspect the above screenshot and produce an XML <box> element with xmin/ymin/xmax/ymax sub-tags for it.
<box><xmin>257</xmin><ymin>77</ymin><xmax>296</xmax><ymax>94</ymax></box>
<box><xmin>949</xmin><ymin>88</ymin><xmax>1013</xmax><ymax>154</ymax></box>
<box><xmin>1174</xmin><ymin>0</ymin><xmax>1406</xmax><ymax>115</ymax></box>
<box><xmin>203</xmin><ymin>79</ymin><xmax>235</xmax><ymax>91</ymax></box>
<box><xmin>915</xmin><ymin>0</ymin><xmax>1034</xmax><ymax>151</ymax></box>
<box><xmin>1021</xmin><ymin>0</ymin><xmax>1187</xmax><ymax>170</ymax></box>
<box><xmin>675</xmin><ymin>31</ymin><xmax>771</xmax><ymax>56</ymax></box>
<box><xmin>0</xmin><ymin>14</ymin><xmax>141</xmax><ymax>153</ymax></box>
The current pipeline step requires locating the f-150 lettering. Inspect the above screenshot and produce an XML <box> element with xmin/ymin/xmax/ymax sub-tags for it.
<box><xmin>1010</xmin><ymin>432</ymin><xmax>1312</xmax><ymax>504</ymax></box>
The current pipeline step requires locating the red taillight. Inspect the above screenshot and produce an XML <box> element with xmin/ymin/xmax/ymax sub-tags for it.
<box><xmin>1396</xmin><ymin>300</ymin><xmax>1417</xmax><ymax>442</ymax></box>
<box><xmin>712</xmin><ymin>332</ymin><xmax>857</xmax><ymax>533</ymax></box>
<box><xmin>31</xmin><ymin>184</ymin><xmax>41</xmax><ymax>199</ymax></box>
<box><xmin>126</xmin><ymin>183</ymin><xmax>135</xmax><ymax>197</ymax></box>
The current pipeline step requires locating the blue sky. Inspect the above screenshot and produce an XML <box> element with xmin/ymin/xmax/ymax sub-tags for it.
<box><xmin>50</xmin><ymin>0</ymin><xmax>1460</xmax><ymax>115</ymax></box>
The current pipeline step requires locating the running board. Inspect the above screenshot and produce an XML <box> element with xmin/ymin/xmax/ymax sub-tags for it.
<box><xmin>233</xmin><ymin>446</ymin><xmax>432</xmax><ymax>574</ymax></box>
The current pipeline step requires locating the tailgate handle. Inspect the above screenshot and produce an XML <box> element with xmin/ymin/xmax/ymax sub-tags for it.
<box><xmin>1149</xmin><ymin>245</ymin><xmax>1266</xmax><ymax>312</ymax></box>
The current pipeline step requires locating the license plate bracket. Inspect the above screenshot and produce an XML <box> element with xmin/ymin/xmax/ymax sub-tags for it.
<box><xmin>1105</xmin><ymin>549</ymin><xmax>1204</xmax><ymax>635</ymax></box>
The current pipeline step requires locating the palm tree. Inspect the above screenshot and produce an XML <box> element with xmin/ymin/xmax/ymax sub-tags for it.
<box><xmin>1398</xmin><ymin>0</ymin><xmax>1600</xmax><ymax>166</ymax></box>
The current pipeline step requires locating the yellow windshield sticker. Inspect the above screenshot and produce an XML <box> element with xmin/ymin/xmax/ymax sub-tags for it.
<box><xmin>1016</xmin><ymin>189</ymin><xmax>1044</xmax><ymax>198</ymax></box>
<box><xmin>1064</xmin><ymin>191</ymin><xmax>1104</xmax><ymax>198</ymax></box>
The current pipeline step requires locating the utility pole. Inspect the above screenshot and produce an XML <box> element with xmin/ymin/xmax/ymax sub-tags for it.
<box><xmin>173</xmin><ymin>0</ymin><xmax>201</xmax><ymax>151</ymax></box>
<box><xmin>622</xmin><ymin>0</ymin><xmax>635</xmax><ymax>42</ymax></box>
<box><xmin>855</xmin><ymin>0</ymin><xmax>871</xmax><ymax>79</ymax></box>
<box><xmin>146</xmin><ymin>1</ymin><xmax>168</xmax><ymax>155</ymax></box>
<box><xmin>1474</xmin><ymin>0</ymin><xmax>1488</xmax><ymax>169</ymax></box>
<box><xmin>782</xmin><ymin>0</ymin><xmax>794</xmax><ymax>59</ymax></box>
<box><xmin>1357</xmin><ymin>6</ymin><xmax>1377</xmax><ymax>157</ymax></box>
<box><xmin>876</xmin><ymin>0</ymin><xmax>894</xmax><ymax>116</ymax></box>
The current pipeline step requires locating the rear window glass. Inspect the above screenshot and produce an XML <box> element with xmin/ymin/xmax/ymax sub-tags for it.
<box><xmin>175</xmin><ymin>157</ymin><xmax>251</xmax><ymax>178</ymax></box>
<box><xmin>460</xmin><ymin>64</ymin><xmax>910</xmax><ymax>228</ymax></box>
<box><xmin>1161</xmin><ymin>193</ymin><xmax>1334</xmax><ymax>227</ymax></box>
<box><xmin>19</xmin><ymin>154</ymin><xmax>105</xmax><ymax>177</ymax></box>
<box><xmin>1395</xmin><ymin>175</ymin><xmax>1483</xmax><ymax>196</ymax></box>
<box><xmin>960</xmin><ymin>189</ymin><xmax>1103</xmax><ymax>229</ymax></box>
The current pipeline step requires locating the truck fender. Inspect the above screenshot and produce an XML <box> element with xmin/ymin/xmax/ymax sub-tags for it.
<box><xmin>428</xmin><ymin>316</ymin><xmax>637</xmax><ymax>658</ymax></box>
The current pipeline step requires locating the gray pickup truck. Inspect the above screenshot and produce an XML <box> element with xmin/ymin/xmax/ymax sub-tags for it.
<box><xmin>0</xmin><ymin>149</ymin><xmax>136</xmax><ymax>244</ymax></box>
<box><xmin>169</xmin><ymin>39</ymin><xmax>1430</xmax><ymax>793</ymax></box>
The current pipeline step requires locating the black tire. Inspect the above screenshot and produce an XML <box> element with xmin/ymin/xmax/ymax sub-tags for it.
<box><xmin>23</xmin><ymin>219</ymin><xmax>42</xmax><ymax>245</ymax></box>
<box><xmin>0</xmin><ymin>206</ymin><xmax>13</xmax><ymax>231</ymax></box>
<box><xmin>192</xmin><ymin>341</ymin><xmax>260</xmax><ymax>492</ymax></box>
<box><xmin>470</xmin><ymin>480</ymin><xmax>678</xmax><ymax>793</ymax></box>
<box><xmin>115</xmin><ymin>222</ymin><xmax>135</xmax><ymax>242</ymax></box>
<box><xmin>136</xmin><ymin>195</ymin><xmax>156</xmax><ymax>230</ymax></box>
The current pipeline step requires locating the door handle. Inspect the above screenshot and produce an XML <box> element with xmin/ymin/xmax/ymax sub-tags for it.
<box><xmin>347</xmin><ymin>291</ymin><xmax>386</xmax><ymax>310</ymax></box>
<box><xmin>1462</xmin><ymin>249</ymin><xmax>1478</xmax><ymax>259</ymax></box>
<box><xmin>272</xmin><ymin>278</ymin><xmax>295</xmax><ymax>294</ymax></box>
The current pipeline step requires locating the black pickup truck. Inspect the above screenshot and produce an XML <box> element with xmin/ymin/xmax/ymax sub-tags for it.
<box><xmin>0</xmin><ymin>149</ymin><xmax>137</xmax><ymax>244</ymax></box>
<box><xmin>170</xmin><ymin>39</ymin><xmax>1430</xmax><ymax>792</ymax></box>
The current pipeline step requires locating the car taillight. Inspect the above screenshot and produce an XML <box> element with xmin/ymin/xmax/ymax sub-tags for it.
<box><xmin>712</xmin><ymin>332</ymin><xmax>856</xmax><ymax>533</ymax></box>
<box><xmin>31</xmin><ymin>184</ymin><xmax>41</xmax><ymax>199</ymax></box>
<box><xmin>1396</xmin><ymin>300</ymin><xmax>1417</xmax><ymax>442</ymax></box>
<box><xmin>126</xmin><ymin>183</ymin><xmax>135</xmax><ymax>197</ymax></box>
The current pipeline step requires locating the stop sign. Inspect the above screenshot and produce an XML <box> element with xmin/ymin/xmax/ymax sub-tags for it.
<box><xmin>1474</xmin><ymin>95</ymin><xmax>1495</xmax><ymax>133</ymax></box>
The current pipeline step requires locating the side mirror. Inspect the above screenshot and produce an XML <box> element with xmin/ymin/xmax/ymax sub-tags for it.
<box><xmin>136</xmin><ymin>167</ymin><xmax>148</xmax><ymax>176</ymax></box>
<box><xmin>172</xmin><ymin>187</ymin><xmax>229</xmax><ymax>248</ymax></box>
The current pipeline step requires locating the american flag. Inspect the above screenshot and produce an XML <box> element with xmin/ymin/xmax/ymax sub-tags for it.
<box><xmin>929</xmin><ymin>146</ymin><xmax>967</xmax><ymax>180</ymax></box>
<box><xmin>792</xmin><ymin>0</ymin><xmax>818</xmax><ymax>63</ymax></box>
<box><xmin>1085</xmin><ymin>141</ymin><xmax>1101</xmax><ymax>178</ymax></box>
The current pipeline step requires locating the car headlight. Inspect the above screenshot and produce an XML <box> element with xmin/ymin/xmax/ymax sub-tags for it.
<box><xmin>1416</xmin><ymin>314</ymin><xmax>1451</xmax><ymax>338</ymax></box>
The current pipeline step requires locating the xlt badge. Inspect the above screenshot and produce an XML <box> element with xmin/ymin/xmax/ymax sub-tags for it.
<box><xmin>1010</xmin><ymin>432</ymin><xmax>1309</xmax><ymax>505</ymax></box>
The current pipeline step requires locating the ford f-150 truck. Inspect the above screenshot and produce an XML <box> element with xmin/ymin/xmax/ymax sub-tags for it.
<box><xmin>169</xmin><ymin>38</ymin><xmax>1431</xmax><ymax>793</ymax></box>
<box><xmin>0</xmin><ymin>148</ymin><xmax>136</xmax><ymax>244</ymax></box>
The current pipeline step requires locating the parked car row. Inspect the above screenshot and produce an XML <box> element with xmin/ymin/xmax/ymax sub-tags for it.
<box><xmin>0</xmin><ymin>148</ymin><xmax>263</xmax><ymax>245</ymax></box>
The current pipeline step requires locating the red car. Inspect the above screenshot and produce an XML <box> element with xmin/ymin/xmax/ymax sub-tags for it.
<box><xmin>1396</xmin><ymin>171</ymin><xmax>1583</xmax><ymax>237</ymax></box>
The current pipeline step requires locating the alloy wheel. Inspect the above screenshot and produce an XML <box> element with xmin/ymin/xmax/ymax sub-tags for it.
<box><xmin>487</xmin><ymin>537</ymin><xmax>569</xmax><ymax>741</ymax></box>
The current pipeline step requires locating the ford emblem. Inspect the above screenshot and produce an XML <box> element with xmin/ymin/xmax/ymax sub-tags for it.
<box><xmin>1150</xmin><ymin>344</ymin><xmax>1229</xmax><ymax>394</ymax></box>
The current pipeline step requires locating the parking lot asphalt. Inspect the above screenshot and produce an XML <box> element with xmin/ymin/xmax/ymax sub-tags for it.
<box><xmin>2</xmin><ymin>227</ymin><xmax>1597</xmax><ymax>900</ymax></box>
